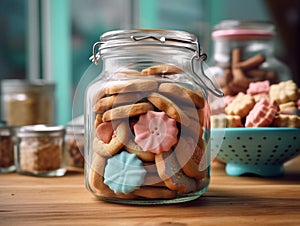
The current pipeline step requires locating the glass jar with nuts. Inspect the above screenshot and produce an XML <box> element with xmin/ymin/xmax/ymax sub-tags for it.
<box><xmin>209</xmin><ymin>20</ymin><xmax>291</xmax><ymax>96</ymax></box>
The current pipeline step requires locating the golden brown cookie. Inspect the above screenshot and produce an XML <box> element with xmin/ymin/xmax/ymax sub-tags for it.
<box><xmin>211</xmin><ymin>114</ymin><xmax>243</xmax><ymax>128</ymax></box>
<box><xmin>269</xmin><ymin>80</ymin><xmax>298</xmax><ymax>104</ymax></box>
<box><xmin>93</xmin><ymin>121</ymin><xmax>130</xmax><ymax>157</ymax></box>
<box><xmin>174</xmin><ymin>137</ymin><xmax>206</xmax><ymax>179</ymax></box>
<box><xmin>141</xmin><ymin>64</ymin><xmax>182</xmax><ymax>76</ymax></box>
<box><xmin>93</xmin><ymin>93</ymin><xmax>143</xmax><ymax>113</ymax></box>
<box><xmin>158</xmin><ymin>83</ymin><xmax>205</xmax><ymax>108</ymax></box>
<box><xmin>155</xmin><ymin>151</ymin><xmax>197</xmax><ymax>194</ymax></box>
<box><xmin>106</xmin><ymin>79</ymin><xmax>158</xmax><ymax>95</ymax></box>
<box><xmin>147</xmin><ymin>92</ymin><xmax>190</xmax><ymax>126</ymax></box>
<box><xmin>124</xmin><ymin>139</ymin><xmax>155</xmax><ymax>162</ymax></box>
<box><xmin>225</xmin><ymin>92</ymin><xmax>255</xmax><ymax>118</ymax></box>
<box><xmin>102</xmin><ymin>102</ymin><xmax>153</xmax><ymax>122</ymax></box>
<box><xmin>133</xmin><ymin>186</ymin><xmax>177</xmax><ymax>199</ymax></box>
<box><xmin>271</xmin><ymin>114</ymin><xmax>300</xmax><ymax>128</ymax></box>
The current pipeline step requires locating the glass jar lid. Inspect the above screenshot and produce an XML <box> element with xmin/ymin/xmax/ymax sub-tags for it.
<box><xmin>212</xmin><ymin>20</ymin><xmax>275</xmax><ymax>39</ymax></box>
<box><xmin>91</xmin><ymin>29</ymin><xmax>201</xmax><ymax>64</ymax></box>
<box><xmin>1</xmin><ymin>79</ymin><xmax>55</xmax><ymax>94</ymax></box>
<box><xmin>17</xmin><ymin>125</ymin><xmax>65</xmax><ymax>137</ymax></box>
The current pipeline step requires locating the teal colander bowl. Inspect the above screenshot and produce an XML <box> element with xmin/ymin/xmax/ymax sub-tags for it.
<box><xmin>211</xmin><ymin>128</ymin><xmax>300</xmax><ymax>177</ymax></box>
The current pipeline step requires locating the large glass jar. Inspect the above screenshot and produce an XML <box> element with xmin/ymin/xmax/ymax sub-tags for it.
<box><xmin>1</xmin><ymin>79</ymin><xmax>55</xmax><ymax>126</ymax></box>
<box><xmin>84</xmin><ymin>29</ymin><xmax>223</xmax><ymax>204</ymax></box>
<box><xmin>209</xmin><ymin>20</ymin><xmax>291</xmax><ymax>96</ymax></box>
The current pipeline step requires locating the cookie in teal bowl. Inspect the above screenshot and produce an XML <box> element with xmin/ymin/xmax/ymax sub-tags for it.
<box><xmin>211</xmin><ymin>128</ymin><xmax>300</xmax><ymax>177</ymax></box>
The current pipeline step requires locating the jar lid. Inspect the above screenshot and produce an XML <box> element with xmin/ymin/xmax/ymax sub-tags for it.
<box><xmin>91</xmin><ymin>29</ymin><xmax>201</xmax><ymax>64</ymax></box>
<box><xmin>1</xmin><ymin>79</ymin><xmax>55</xmax><ymax>93</ymax></box>
<box><xmin>212</xmin><ymin>20</ymin><xmax>275</xmax><ymax>39</ymax></box>
<box><xmin>17</xmin><ymin>125</ymin><xmax>65</xmax><ymax>137</ymax></box>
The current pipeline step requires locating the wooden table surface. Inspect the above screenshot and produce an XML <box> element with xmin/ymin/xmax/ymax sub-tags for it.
<box><xmin>1</xmin><ymin>156</ymin><xmax>300</xmax><ymax>226</ymax></box>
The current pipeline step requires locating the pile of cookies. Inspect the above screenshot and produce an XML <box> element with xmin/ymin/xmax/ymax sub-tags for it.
<box><xmin>211</xmin><ymin>80</ymin><xmax>300</xmax><ymax>128</ymax></box>
<box><xmin>88</xmin><ymin>64</ymin><xmax>210</xmax><ymax>200</ymax></box>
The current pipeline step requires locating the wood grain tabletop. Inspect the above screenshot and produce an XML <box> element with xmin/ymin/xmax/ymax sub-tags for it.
<box><xmin>1</xmin><ymin>156</ymin><xmax>300</xmax><ymax>226</ymax></box>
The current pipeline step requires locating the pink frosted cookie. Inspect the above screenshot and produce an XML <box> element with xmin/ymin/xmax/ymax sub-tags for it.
<box><xmin>133</xmin><ymin>111</ymin><xmax>178</xmax><ymax>154</ymax></box>
<box><xmin>245</xmin><ymin>98</ymin><xmax>279</xmax><ymax>127</ymax></box>
<box><xmin>246</xmin><ymin>80</ymin><xmax>270</xmax><ymax>95</ymax></box>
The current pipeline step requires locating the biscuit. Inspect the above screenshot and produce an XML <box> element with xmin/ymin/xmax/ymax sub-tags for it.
<box><xmin>103</xmin><ymin>151</ymin><xmax>147</xmax><ymax>194</ymax></box>
<box><xmin>93</xmin><ymin>121</ymin><xmax>130</xmax><ymax>157</ymax></box>
<box><xmin>225</xmin><ymin>92</ymin><xmax>255</xmax><ymax>118</ymax></box>
<box><xmin>93</xmin><ymin>93</ymin><xmax>143</xmax><ymax>113</ymax></box>
<box><xmin>271</xmin><ymin>114</ymin><xmax>300</xmax><ymax>128</ymax></box>
<box><xmin>102</xmin><ymin>102</ymin><xmax>153</xmax><ymax>122</ymax></box>
<box><xmin>174</xmin><ymin>137</ymin><xmax>206</xmax><ymax>179</ymax></box>
<box><xmin>124</xmin><ymin>139</ymin><xmax>155</xmax><ymax>162</ymax></box>
<box><xmin>279</xmin><ymin>101</ymin><xmax>297</xmax><ymax>114</ymax></box>
<box><xmin>211</xmin><ymin>114</ymin><xmax>243</xmax><ymax>128</ymax></box>
<box><xmin>246</xmin><ymin>80</ymin><xmax>270</xmax><ymax>95</ymax></box>
<box><xmin>269</xmin><ymin>80</ymin><xmax>298</xmax><ymax>104</ymax></box>
<box><xmin>147</xmin><ymin>92</ymin><xmax>190</xmax><ymax>126</ymax></box>
<box><xmin>158</xmin><ymin>83</ymin><xmax>205</xmax><ymax>108</ymax></box>
<box><xmin>89</xmin><ymin>153</ymin><xmax>136</xmax><ymax>199</ymax></box>
<box><xmin>133</xmin><ymin>186</ymin><xmax>177</xmax><ymax>199</ymax></box>
<box><xmin>245</xmin><ymin>98</ymin><xmax>279</xmax><ymax>127</ymax></box>
<box><xmin>142</xmin><ymin>173</ymin><xmax>166</xmax><ymax>187</ymax></box>
<box><xmin>155</xmin><ymin>151</ymin><xmax>197</xmax><ymax>194</ymax></box>
<box><xmin>141</xmin><ymin>64</ymin><xmax>182</xmax><ymax>76</ymax></box>
<box><xmin>133</xmin><ymin>110</ymin><xmax>178</xmax><ymax>154</ymax></box>
<box><xmin>106</xmin><ymin>79</ymin><xmax>158</xmax><ymax>95</ymax></box>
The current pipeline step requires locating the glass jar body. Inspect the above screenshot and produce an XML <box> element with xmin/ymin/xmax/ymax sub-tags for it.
<box><xmin>209</xmin><ymin>21</ymin><xmax>291</xmax><ymax>96</ymax></box>
<box><xmin>0</xmin><ymin>126</ymin><xmax>15</xmax><ymax>173</ymax></box>
<box><xmin>14</xmin><ymin>125</ymin><xmax>66</xmax><ymax>177</ymax></box>
<box><xmin>65</xmin><ymin>125</ymin><xmax>84</xmax><ymax>169</ymax></box>
<box><xmin>1</xmin><ymin>80</ymin><xmax>55</xmax><ymax>126</ymax></box>
<box><xmin>84</xmin><ymin>31</ymin><xmax>213</xmax><ymax>204</ymax></box>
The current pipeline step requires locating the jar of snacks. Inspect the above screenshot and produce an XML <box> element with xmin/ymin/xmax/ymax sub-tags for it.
<box><xmin>0</xmin><ymin>125</ymin><xmax>16</xmax><ymax>173</ymax></box>
<box><xmin>14</xmin><ymin>125</ymin><xmax>66</xmax><ymax>177</ymax></box>
<box><xmin>84</xmin><ymin>29</ymin><xmax>223</xmax><ymax>204</ymax></box>
<box><xmin>209</xmin><ymin>20</ymin><xmax>291</xmax><ymax>96</ymax></box>
<box><xmin>1</xmin><ymin>79</ymin><xmax>55</xmax><ymax>126</ymax></box>
<box><xmin>65</xmin><ymin>124</ymin><xmax>84</xmax><ymax>169</ymax></box>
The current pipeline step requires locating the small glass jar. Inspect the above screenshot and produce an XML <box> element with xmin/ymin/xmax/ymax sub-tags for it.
<box><xmin>84</xmin><ymin>29</ymin><xmax>223</xmax><ymax>204</ymax></box>
<box><xmin>15</xmin><ymin>125</ymin><xmax>66</xmax><ymax>177</ymax></box>
<box><xmin>1</xmin><ymin>79</ymin><xmax>55</xmax><ymax>126</ymax></box>
<box><xmin>209</xmin><ymin>20</ymin><xmax>291</xmax><ymax>96</ymax></box>
<box><xmin>65</xmin><ymin>124</ymin><xmax>84</xmax><ymax>169</ymax></box>
<box><xmin>0</xmin><ymin>125</ymin><xmax>16</xmax><ymax>173</ymax></box>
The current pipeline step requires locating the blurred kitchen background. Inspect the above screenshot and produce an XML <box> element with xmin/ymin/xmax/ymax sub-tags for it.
<box><xmin>0</xmin><ymin>0</ymin><xmax>299</xmax><ymax>125</ymax></box>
